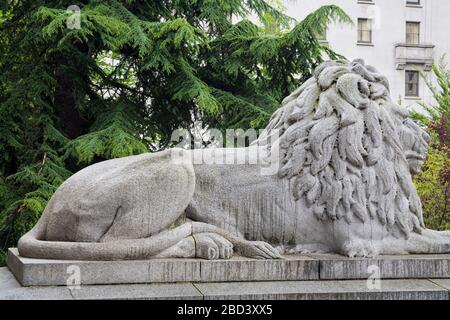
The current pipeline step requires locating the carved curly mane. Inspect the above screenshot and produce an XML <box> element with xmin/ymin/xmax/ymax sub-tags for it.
<box><xmin>259</xmin><ymin>59</ymin><xmax>430</xmax><ymax>238</ymax></box>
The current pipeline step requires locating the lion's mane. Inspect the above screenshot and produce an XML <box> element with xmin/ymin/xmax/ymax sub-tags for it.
<box><xmin>259</xmin><ymin>59</ymin><xmax>430</xmax><ymax>238</ymax></box>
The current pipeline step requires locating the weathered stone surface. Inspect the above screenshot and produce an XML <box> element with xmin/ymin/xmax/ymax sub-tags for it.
<box><xmin>1</xmin><ymin>265</ymin><xmax>448</xmax><ymax>300</ymax></box>
<box><xmin>8</xmin><ymin>248</ymin><xmax>318</xmax><ymax>286</ymax></box>
<box><xmin>1</xmin><ymin>267</ymin><xmax>202</xmax><ymax>300</ymax></box>
<box><xmin>195</xmin><ymin>280</ymin><xmax>448</xmax><ymax>300</ymax></box>
<box><xmin>0</xmin><ymin>268</ymin><xmax>72</xmax><ymax>300</ymax></box>
<box><xmin>1</xmin><ymin>288</ymin><xmax>72</xmax><ymax>300</ymax></box>
<box><xmin>314</xmin><ymin>253</ymin><xmax>450</xmax><ymax>280</ymax></box>
<box><xmin>0</xmin><ymin>267</ymin><xmax>21</xmax><ymax>291</ymax></box>
<box><xmin>430</xmin><ymin>279</ymin><xmax>450</xmax><ymax>292</ymax></box>
<box><xmin>69</xmin><ymin>283</ymin><xmax>203</xmax><ymax>300</ymax></box>
<box><xmin>8</xmin><ymin>248</ymin><xmax>201</xmax><ymax>287</ymax></box>
<box><xmin>200</xmin><ymin>255</ymin><xmax>319</xmax><ymax>282</ymax></box>
<box><xmin>2</xmin><ymin>266</ymin><xmax>450</xmax><ymax>300</ymax></box>
<box><xmin>8</xmin><ymin>248</ymin><xmax>450</xmax><ymax>287</ymax></box>
<box><xmin>15</xmin><ymin>59</ymin><xmax>450</xmax><ymax>264</ymax></box>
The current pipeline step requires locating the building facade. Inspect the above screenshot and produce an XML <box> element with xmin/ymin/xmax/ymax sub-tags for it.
<box><xmin>284</xmin><ymin>0</ymin><xmax>450</xmax><ymax>112</ymax></box>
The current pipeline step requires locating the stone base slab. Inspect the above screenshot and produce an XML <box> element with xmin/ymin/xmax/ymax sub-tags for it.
<box><xmin>6</xmin><ymin>248</ymin><xmax>450</xmax><ymax>287</ymax></box>
<box><xmin>6</xmin><ymin>248</ymin><xmax>318</xmax><ymax>286</ymax></box>
<box><xmin>309</xmin><ymin>253</ymin><xmax>450</xmax><ymax>280</ymax></box>
<box><xmin>1</xmin><ymin>268</ymin><xmax>449</xmax><ymax>300</ymax></box>
<box><xmin>194</xmin><ymin>279</ymin><xmax>449</xmax><ymax>300</ymax></box>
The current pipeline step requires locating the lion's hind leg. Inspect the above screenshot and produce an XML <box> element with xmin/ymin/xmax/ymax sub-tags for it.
<box><xmin>194</xmin><ymin>233</ymin><xmax>234</xmax><ymax>259</ymax></box>
<box><xmin>154</xmin><ymin>222</ymin><xmax>282</xmax><ymax>260</ymax></box>
<box><xmin>191</xmin><ymin>222</ymin><xmax>282</xmax><ymax>259</ymax></box>
<box><xmin>155</xmin><ymin>232</ymin><xmax>234</xmax><ymax>259</ymax></box>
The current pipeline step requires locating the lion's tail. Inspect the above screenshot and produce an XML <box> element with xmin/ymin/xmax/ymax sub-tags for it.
<box><xmin>17</xmin><ymin>220</ymin><xmax>194</xmax><ymax>261</ymax></box>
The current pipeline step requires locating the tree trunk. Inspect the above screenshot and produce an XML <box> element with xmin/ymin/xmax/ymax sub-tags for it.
<box><xmin>54</xmin><ymin>56</ymin><xmax>89</xmax><ymax>139</ymax></box>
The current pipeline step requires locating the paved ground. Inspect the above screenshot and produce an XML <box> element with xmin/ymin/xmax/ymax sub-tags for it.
<box><xmin>1</xmin><ymin>267</ymin><xmax>450</xmax><ymax>300</ymax></box>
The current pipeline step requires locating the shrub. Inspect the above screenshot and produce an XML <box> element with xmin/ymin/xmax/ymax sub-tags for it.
<box><xmin>414</xmin><ymin>131</ymin><xmax>450</xmax><ymax>230</ymax></box>
<box><xmin>412</xmin><ymin>56</ymin><xmax>450</xmax><ymax>230</ymax></box>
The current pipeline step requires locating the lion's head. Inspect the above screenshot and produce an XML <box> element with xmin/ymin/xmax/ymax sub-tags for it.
<box><xmin>259</xmin><ymin>59</ymin><xmax>430</xmax><ymax>238</ymax></box>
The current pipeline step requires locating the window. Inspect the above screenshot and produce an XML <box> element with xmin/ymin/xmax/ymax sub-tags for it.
<box><xmin>405</xmin><ymin>71</ymin><xmax>419</xmax><ymax>97</ymax></box>
<box><xmin>406</xmin><ymin>22</ymin><xmax>420</xmax><ymax>44</ymax></box>
<box><xmin>358</xmin><ymin>18</ymin><xmax>372</xmax><ymax>43</ymax></box>
<box><xmin>406</xmin><ymin>0</ymin><xmax>420</xmax><ymax>5</ymax></box>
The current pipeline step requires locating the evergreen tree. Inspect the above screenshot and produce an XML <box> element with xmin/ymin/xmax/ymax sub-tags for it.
<box><xmin>0</xmin><ymin>0</ymin><xmax>350</xmax><ymax>264</ymax></box>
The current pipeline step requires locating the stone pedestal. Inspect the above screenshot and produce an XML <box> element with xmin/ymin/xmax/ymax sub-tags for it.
<box><xmin>2</xmin><ymin>248</ymin><xmax>450</xmax><ymax>300</ymax></box>
<box><xmin>6</xmin><ymin>248</ymin><xmax>319</xmax><ymax>286</ymax></box>
<box><xmin>7</xmin><ymin>248</ymin><xmax>450</xmax><ymax>286</ymax></box>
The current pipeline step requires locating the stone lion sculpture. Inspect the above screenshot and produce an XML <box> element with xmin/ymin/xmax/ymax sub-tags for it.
<box><xmin>18</xmin><ymin>59</ymin><xmax>450</xmax><ymax>260</ymax></box>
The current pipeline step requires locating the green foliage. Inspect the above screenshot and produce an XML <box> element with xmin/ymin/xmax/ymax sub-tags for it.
<box><xmin>414</xmin><ymin>133</ymin><xmax>450</xmax><ymax>230</ymax></box>
<box><xmin>66</xmin><ymin>102</ymin><xmax>149</xmax><ymax>164</ymax></box>
<box><xmin>414</xmin><ymin>56</ymin><xmax>450</xmax><ymax>125</ymax></box>
<box><xmin>0</xmin><ymin>124</ymin><xmax>72</xmax><ymax>255</ymax></box>
<box><xmin>0</xmin><ymin>0</ymin><xmax>350</xmax><ymax>265</ymax></box>
<box><xmin>412</xmin><ymin>55</ymin><xmax>450</xmax><ymax>230</ymax></box>
<box><xmin>412</xmin><ymin>55</ymin><xmax>450</xmax><ymax>147</ymax></box>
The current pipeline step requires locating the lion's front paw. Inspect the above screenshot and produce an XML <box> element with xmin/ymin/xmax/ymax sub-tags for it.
<box><xmin>340</xmin><ymin>240</ymin><xmax>378</xmax><ymax>258</ymax></box>
<box><xmin>422</xmin><ymin>229</ymin><xmax>450</xmax><ymax>239</ymax></box>
<box><xmin>236</xmin><ymin>240</ymin><xmax>283</xmax><ymax>259</ymax></box>
<box><xmin>407</xmin><ymin>230</ymin><xmax>450</xmax><ymax>254</ymax></box>
<box><xmin>193</xmin><ymin>233</ymin><xmax>233</xmax><ymax>260</ymax></box>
